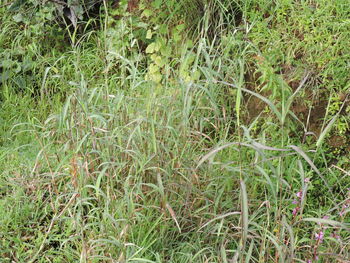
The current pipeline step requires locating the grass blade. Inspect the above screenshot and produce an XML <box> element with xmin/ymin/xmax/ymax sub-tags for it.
<box><xmin>288</xmin><ymin>145</ymin><xmax>320</xmax><ymax>175</ymax></box>
<box><xmin>240</xmin><ymin>180</ymin><xmax>249</xmax><ymax>252</ymax></box>
<box><xmin>217</xmin><ymin>80</ymin><xmax>282</xmax><ymax>122</ymax></box>
<box><xmin>316</xmin><ymin>114</ymin><xmax>338</xmax><ymax>148</ymax></box>
<box><xmin>301</xmin><ymin>218</ymin><xmax>350</xmax><ymax>230</ymax></box>
<box><xmin>166</xmin><ymin>203</ymin><xmax>181</xmax><ymax>233</ymax></box>
<box><xmin>198</xmin><ymin>211</ymin><xmax>241</xmax><ymax>231</ymax></box>
<box><xmin>196</xmin><ymin>142</ymin><xmax>239</xmax><ymax>169</ymax></box>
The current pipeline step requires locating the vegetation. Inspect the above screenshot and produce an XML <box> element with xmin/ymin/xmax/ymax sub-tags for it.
<box><xmin>1</xmin><ymin>0</ymin><xmax>349</xmax><ymax>262</ymax></box>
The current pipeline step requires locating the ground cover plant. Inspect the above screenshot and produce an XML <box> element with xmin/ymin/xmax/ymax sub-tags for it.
<box><xmin>1</xmin><ymin>0</ymin><xmax>349</xmax><ymax>262</ymax></box>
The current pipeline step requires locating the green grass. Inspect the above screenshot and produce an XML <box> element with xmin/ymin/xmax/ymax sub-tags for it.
<box><xmin>1</xmin><ymin>0</ymin><xmax>349</xmax><ymax>262</ymax></box>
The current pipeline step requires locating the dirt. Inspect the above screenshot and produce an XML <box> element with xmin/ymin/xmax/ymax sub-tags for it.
<box><xmin>243</xmin><ymin>64</ymin><xmax>329</xmax><ymax>138</ymax></box>
<box><xmin>127</xmin><ymin>0</ymin><xmax>139</xmax><ymax>12</ymax></box>
<box><xmin>328</xmin><ymin>135</ymin><xmax>346</xmax><ymax>148</ymax></box>
<box><xmin>243</xmin><ymin>63</ymin><xmax>268</xmax><ymax>122</ymax></box>
<box><xmin>244</xmin><ymin>93</ymin><xmax>266</xmax><ymax>121</ymax></box>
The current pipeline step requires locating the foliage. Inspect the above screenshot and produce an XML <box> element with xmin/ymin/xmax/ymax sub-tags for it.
<box><xmin>1</xmin><ymin>0</ymin><xmax>350</xmax><ymax>262</ymax></box>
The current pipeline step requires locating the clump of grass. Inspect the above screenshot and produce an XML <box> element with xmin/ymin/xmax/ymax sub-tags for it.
<box><xmin>1</xmin><ymin>0</ymin><xmax>350</xmax><ymax>262</ymax></box>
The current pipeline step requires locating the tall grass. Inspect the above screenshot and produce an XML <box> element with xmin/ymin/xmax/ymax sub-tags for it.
<box><xmin>1</xmin><ymin>0</ymin><xmax>350</xmax><ymax>262</ymax></box>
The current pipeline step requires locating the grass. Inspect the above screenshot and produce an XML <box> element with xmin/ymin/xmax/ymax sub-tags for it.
<box><xmin>1</xmin><ymin>0</ymin><xmax>350</xmax><ymax>262</ymax></box>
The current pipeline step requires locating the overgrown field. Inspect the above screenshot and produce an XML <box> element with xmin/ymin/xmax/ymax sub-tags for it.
<box><xmin>1</xmin><ymin>0</ymin><xmax>349</xmax><ymax>262</ymax></box>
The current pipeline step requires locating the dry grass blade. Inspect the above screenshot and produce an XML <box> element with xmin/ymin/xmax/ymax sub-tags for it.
<box><xmin>166</xmin><ymin>203</ymin><xmax>181</xmax><ymax>233</ymax></box>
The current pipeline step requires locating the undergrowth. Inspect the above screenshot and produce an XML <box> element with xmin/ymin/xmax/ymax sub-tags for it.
<box><xmin>1</xmin><ymin>0</ymin><xmax>349</xmax><ymax>262</ymax></box>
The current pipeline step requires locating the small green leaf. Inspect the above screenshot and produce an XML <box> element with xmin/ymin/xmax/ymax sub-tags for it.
<box><xmin>9</xmin><ymin>0</ymin><xmax>26</xmax><ymax>11</ymax></box>
<box><xmin>160</xmin><ymin>46</ymin><xmax>171</xmax><ymax>56</ymax></box>
<box><xmin>146</xmin><ymin>29</ymin><xmax>153</xmax><ymax>39</ymax></box>
<box><xmin>186</xmin><ymin>40</ymin><xmax>193</xmax><ymax>48</ymax></box>
<box><xmin>151</xmin><ymin>72</ymin><xmax>162</xmax><ymax>83</ymax></box>
<box><xmin>192</xmin><ymin>70</ymin><xmax>201</xmax><ymax>80</ymax></box>
<box><xmin>146</xmin><ymin>43</ymin><xmax>155</xmax><ymax>54</ymax></box>
<box><xmin>176</xmin><ymin>23</ymin><xmax>185</xmax><ymax>32</ymax></box>
<box><xmin>154</xmin><ymin>41</ymin><xmax>162</xmax><ymax>52</ymax></box>
<box><xmin>13</xmin><ymin>13</ymin><xmax>23</xmax><ymax>23</ymax></box>
<box><xmin>142</xmin><ymin>9</ymin><xmax>153</xmax><ymax>18</ymax></box>
<box><xmin>159</xmin><ymin>24</ymin><xmax>168</xmax><ymax>34</ymax></box>
<box><xmin>153</xmin><ymin>56</ymin><xmax>164</xmax><ymax>67</ymax></box>
<box><xmin>149</xmin><ymin>63</ymin><xmax>159</xmax><ymax>74</ymax></box>
<box><xmin>153</xmin><ymin>0</ymin><xmax>162</xmax><ymax>8</ymax></box>
<box><xmin>136</xmin><ymin>22</ymin><xmax>149</xmax><ymax>28</ymax></box>
<box><xmin>173</xmin><ymin>32</ymin><xmax>181</xmax><ymax>42</ymax></box>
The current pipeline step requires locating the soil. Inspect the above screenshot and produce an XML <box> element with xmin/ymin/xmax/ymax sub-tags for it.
<box><xmin>127</xmin><ymin>0</ymin><xmax>139</xmax><ymax>12</ymax></box>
